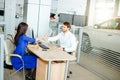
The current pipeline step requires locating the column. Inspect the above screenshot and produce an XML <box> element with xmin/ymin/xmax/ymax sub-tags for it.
<box><xmin>23</xmin><ymin>0</ymin><xmax>51</xmax><ymax>37</ymax></box>
<box><xmin>5</xmin><ymin>0</ymin><xmax>16</xmax><ymax>38</ymax></box>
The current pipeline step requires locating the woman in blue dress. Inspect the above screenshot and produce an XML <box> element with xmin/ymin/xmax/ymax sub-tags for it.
<box><xmin>11</xmin><ymin>22</ymin><xmax>39</xmax><ymax>80</ymax></box>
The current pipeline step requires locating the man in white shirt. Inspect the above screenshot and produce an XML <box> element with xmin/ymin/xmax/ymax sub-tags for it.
<box><xmin>43</xmin><ymin>22</ymin><xmax>77</xmax><ymax>53</ymax></box>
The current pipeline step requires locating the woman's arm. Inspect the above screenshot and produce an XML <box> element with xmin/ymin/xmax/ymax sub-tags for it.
<box><xmin>22</xmin><ymin>35</ymin><xmax>36</xmax><ymax>43</ymax></box>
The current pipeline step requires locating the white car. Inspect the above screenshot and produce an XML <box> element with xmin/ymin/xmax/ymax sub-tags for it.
<box><xmin>82</xmin><ymin>17</ymin><xmax>120</xmax><ymax>53</ymax></box>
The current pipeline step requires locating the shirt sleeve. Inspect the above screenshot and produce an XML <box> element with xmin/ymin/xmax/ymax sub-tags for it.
<box><xmin>65</xmin><ymin>35</ymin><xmax>77</xmax><ymax>52</ymax></box>
<box><xmin>22</xmin><ymin>35</ymin><xmax>36</xmax><ymax>43</ymax></box>
<box><xmin>48</xmin><ymin>33</ymin><xmax>60</xmax><ymax>41</ymax></box>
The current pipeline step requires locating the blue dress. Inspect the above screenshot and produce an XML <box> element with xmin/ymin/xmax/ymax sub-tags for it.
<box><xmin>11</xmin><ymin>34</ymin><xmax>37</xmax><ymax>71</ymax></box>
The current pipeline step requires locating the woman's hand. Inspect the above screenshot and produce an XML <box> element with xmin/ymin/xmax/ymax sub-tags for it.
<box><xmin>28</xmin><ymin>44</ymin><xmax>39</xmax><ymax>49</ymax></box>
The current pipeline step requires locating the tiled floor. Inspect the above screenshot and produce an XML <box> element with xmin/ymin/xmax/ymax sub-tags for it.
<box><xmin>4</xmin><ymin>64</ymin><xmax>102</xmax><ymax>80</ymax></box>
<box><xmin>67</xmin><ymin>64</ymin><xmax>102</xmax><ymax>80</ymax></box>
<box><xmin>4</xmin><ymin>68</ymin><xmax>23</xmax><ymax>80</ymax></box>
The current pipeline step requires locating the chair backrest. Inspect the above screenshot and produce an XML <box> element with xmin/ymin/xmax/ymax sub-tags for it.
<box><xmin>4</xmin><ymin>36</ymin><xmax>15</xmax><ymax>65</ymax></box>
<box><xmin>0</xmin><ymin>26</ymin><xmax>3</xmax><ymax>33</ymax></box>
<box><xmin>7</xmin><ymin>34</ymin><xmax>14</xmax><ymax>42</ymax></box>
<box><xmin>72</xmin><ymin>41</ymin><xmax>79</xmax><ymax>57</ymax></box>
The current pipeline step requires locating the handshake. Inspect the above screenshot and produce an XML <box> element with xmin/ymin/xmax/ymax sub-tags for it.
<box><xmin>41</xmin><ymin>36</ymin><xmax>48</xmax><ymax>41</ymax></box>
<box><xmin>35</xmin><ymin>36</ymin><xmax>48</xmax><ymax>42</ymax></box>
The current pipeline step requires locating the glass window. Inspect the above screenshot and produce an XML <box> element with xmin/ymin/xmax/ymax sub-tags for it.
<box><xmin>99</xmin><ymin>20</ymin><xmax>119</xmax><ymax>29</ymax></box>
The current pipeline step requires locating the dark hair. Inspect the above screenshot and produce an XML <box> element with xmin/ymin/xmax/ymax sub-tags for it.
<box><xmin>50</xmin><ymin>13</ymin><xmax>56</xmax><ymax>19</ymax></box>
<box><xmin>50</xmin><ymin>13</ymin><xmax>56</xmax><ymax>17</ymax></box>
<box><xmin>14</xmin><ymin>22</ymin><xmax>28</xmax><ymax>45</ymax></box>
<box><xmin>63</xmin><ymin>22</ymin><xmax>71</xmax><ymax>29</ymax></box>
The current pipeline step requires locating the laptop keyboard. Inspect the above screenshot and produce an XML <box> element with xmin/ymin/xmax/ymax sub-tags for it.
<box><xmin>38</xmin><ymin>42</ymin><xmax>49</xmax><ymax>49</ymax></box>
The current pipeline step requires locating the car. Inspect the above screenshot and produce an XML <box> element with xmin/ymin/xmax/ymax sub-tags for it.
<box><xmin>81</xmin><ymin>17</ymin><xmax>120</xmax><ymax>66</ymax></box>
<box><xmin>83</xmin><ymin>17</ymin><xmax>120</xmax><ymax>53</ymax></box>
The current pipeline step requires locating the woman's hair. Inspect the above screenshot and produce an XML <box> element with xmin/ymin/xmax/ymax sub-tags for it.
<box><xmin>14</xmin><ymin>22</ymin><xmax>28</xmax><ymax>45</ymax></box>
<box><xmin>63</xmin><ymin>22</ymin><xmax>71</xmax><ymax>29</ymax></box>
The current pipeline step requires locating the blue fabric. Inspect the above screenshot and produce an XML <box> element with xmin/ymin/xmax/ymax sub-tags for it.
<box><xmin>11</xmin><ymin>34</ymin><xmax>37</xmax><ymax>71</ymax></box>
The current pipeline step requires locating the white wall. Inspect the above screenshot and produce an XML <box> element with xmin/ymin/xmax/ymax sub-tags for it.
<box><xmin>118</xmin><ymin>0</ymin><xmax>120</xmax><ymax>16</ymax></box>
<box><xmin>23</xmin><ymin>0</ymin><xmax>51</xmax><ymax>37</ymax></box>
<box><xmin>51</xmin><ymin>0</ymin><xmax>58</xmax><ymax>13</ymax></box>
<box><xmin>23</xmin><ymin>2</ymin><xmax>39</xmax><ymax>37</ymax></box>
<box><xmin>0</xmin><ymin>34</ymin><xmax>4</xmax><ymax>80</ymax></box>
<box><xmin>5</xmin><ymin>0</ymin><xmax>16</xmax><ymax>37</ymax></box>
<box><xmin>57</xmin><ymin>0</ymin><xmax>87</xmax><ymax>15</ymax></box>
<box><xmin>0</xmin><ymin>0</ymin><xmax>4</xmax><ymax>9</ymax></box>
<box><xmin>52</xmin><ymin>0</ymin><xmax>87</xmax><ymax>22</ymax></box>
<box><xmin>87</xmin><ymin>0</ymin><xmax>95</xmax><ymax>26</ymax></box>
<box><xmin>15</xmin><ymin>0</ymin><xmax>24</xmax><ymax>26</ymax></box>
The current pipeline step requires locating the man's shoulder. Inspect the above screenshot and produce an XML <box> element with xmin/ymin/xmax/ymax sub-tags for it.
<box><xmin>67</xmin><ymin>32</ymin><xmax>76</xmax><ymax>38</ymax></box>
<box><xmin>59</xmin><ymin>32</ymin><xmax>64</xmax><ymax>35</ymax></box>
<box><xmin>69</xmin><ymin>31</ymin><xmax>75</xmax><ymax>36</ymax></box>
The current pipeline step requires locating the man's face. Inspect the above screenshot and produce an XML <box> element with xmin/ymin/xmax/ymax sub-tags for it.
<box><xmin>62</xmin><ymin>25</ymin><xmax>69</xmax><ymax>33</ymax></box>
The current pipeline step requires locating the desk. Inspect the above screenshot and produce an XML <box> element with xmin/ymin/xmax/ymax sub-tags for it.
<box><xmin>28</xmin><ymin>43</ymin><xmax>76</xmax><ymax>80</ymax></box>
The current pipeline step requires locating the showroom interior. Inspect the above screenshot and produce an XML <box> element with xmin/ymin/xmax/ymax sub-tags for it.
<box><xmin>0</xmin><ymin>0</ymin><xmax>120</xmax><ymax>80</ymax></box>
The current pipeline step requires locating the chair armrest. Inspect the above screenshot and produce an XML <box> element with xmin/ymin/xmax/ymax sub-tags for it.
<box><xmin>7</xmin><ymin>34</ymin><xmax>14</xmax><ymax>40</ymax></box>
<box><xmin>5</xmin><ymin>54</ymin><xmax>22</xmax><ymax>59</ymax></box>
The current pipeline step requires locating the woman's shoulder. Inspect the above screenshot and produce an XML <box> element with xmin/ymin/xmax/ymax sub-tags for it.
<box><xmin>21</xmin><ymin>34</ymin><xmax>28</xmax><ymax>37</ymax></box>
<box><xmin>19</xmin><ymin>34</ymin><xmax>28</xmax><ymax>39</ymax></box>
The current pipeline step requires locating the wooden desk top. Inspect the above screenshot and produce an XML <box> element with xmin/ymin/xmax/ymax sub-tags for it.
<box><xmin>28</xmin><ymin>43</ymin><xmax>76</xmax><ymax>61</ymax></box>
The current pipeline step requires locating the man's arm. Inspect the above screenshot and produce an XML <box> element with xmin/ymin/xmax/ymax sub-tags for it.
<box><xmin>48</xmin><ymin>34</ymin><xmax>60</xmax><ymax>41</ymax></box>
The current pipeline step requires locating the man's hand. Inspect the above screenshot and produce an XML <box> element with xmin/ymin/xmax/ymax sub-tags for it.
<box><xmin>56</xmin><ymin>46</ymin><xmax>63</xmax><ymax>50</ymax></box>
<box><xmin>42</xmin><ymin>36</ymin><xmax>48</xmax><ymax>41</ymax></box>
<box><xmin>36</xmin><ymin>37</ymin><xmax>40</xmax><ymax>42</ymax></box>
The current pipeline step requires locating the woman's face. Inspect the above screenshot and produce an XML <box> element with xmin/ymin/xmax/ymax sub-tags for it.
<box><xmin>19</xmin><ymin>26</ymin><xmax>28</xmax><ymax>34</ymax></box>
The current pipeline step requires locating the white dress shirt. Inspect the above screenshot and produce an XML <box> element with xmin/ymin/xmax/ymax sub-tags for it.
<box><xmin>48</xmin><ymin>31</ymin><xmax>77</xmax><ymax>52</ymax></box>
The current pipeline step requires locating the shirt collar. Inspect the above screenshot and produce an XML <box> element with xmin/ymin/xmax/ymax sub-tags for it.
<box><xmin>62</xmin><ymin>31</ymin><xmax>70</xmax><ymax>35</ymax></box>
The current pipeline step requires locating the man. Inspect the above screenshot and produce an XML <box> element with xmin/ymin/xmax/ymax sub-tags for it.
<box><xmin>50</xmin><ymin>13</ymin><xmax>56</xmax><ymax>21</ymax></box>
<box><xmin>43</xmin><ymin>22</ymin><xmax>77</xmax><ymax>54</ymax></box>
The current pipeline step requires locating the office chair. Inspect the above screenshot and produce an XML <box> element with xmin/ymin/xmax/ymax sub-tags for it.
<box><xmin>0</xmin><ymin>26</ymin><xmax>3</xmax><ymax>33</ymax></box>
<box><xmin>4</xmin><ymin>34</ymin><xmax>25</xmax><ymax>80</ymax></box>
<box><xmin>67</xmin><ymin>41</ymin><xmax>78</xmax><ymax>78</ymax></box>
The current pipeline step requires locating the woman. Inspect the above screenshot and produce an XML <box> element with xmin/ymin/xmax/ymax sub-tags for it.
<box><xmin>11</xmin><ymin>22</ymin><xmax>39</xmax><ymax>80</ymax></box>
